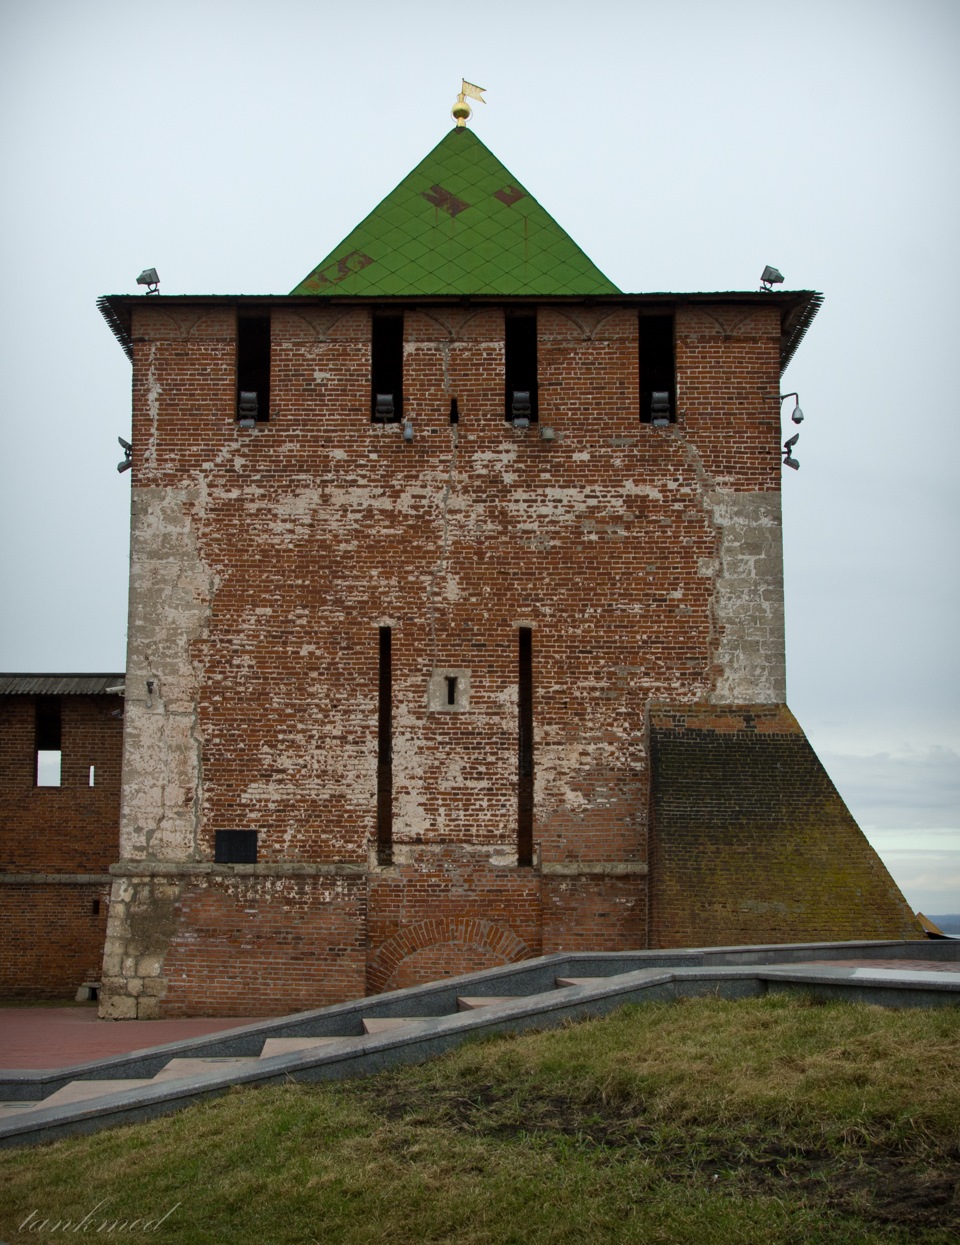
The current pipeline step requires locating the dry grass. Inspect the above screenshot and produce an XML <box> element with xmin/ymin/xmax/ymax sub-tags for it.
<box><xmin>1</xmin><ymin>994</ymin><xmax>958</xmax><ymax>1243</ymax></box>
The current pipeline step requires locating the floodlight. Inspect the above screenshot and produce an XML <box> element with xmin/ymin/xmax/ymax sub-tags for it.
<box><xmin>374</xmin><ymin>393</ymin><xmax>396</xmax><ymax>421</ymax></box>
<box><xmin>136</xmin><ymin>268</ymin><xmax>160</xmax><ymax>294</ymax></box>
<box><xmin>238</xmin><ymin>391</ymin><xmax>258</xmax><ymax>428</ymax></box>
<box><xmin>650</xmin><ymin>391</ymin><xmax>671</xmax><ymax>426</ymax></box>
<box><xmin>760</xmin><ymin>265</ymin><xmax>783</xmax><ymax>290</ymax></box>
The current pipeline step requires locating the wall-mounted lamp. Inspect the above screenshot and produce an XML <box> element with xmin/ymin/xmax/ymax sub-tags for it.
<box><xmin>760</xmin><ymin>265</ymin><xmax>784</xmax><ymax>290</ymax></box>
<box><xmin>146</xmin><ymin>679</ymin><xmax>156</xmax><ymax>707</ymax></box>
<box><xmin>403</xmin><ymin>419</ymin><xmax>414</xmax><ymax>443</ymax></box>
<box><xmin>782</xmin><ymin>432</ymin><xmax>799</xmax><ymax>470</ymax></box>
<box><xmin>374</xmin><ymin>393</ymin><xmax>395</xmax><ymax>421</ymax></box>
<box><xmin>780</xmin><ymin>392</ymin><xmax>804</xmax><ymax>424</ymax></box>
<box><xmin>117</xmin><ymin>436</ymin><xmax>133</xmax><ymax>473</ymax></box>
<box><xmin>650</xmin><ymin>391</ymin><xmax>671</xmax><ymax>427</ymax></box>
<box><xmin>237</xmin><ymin>391</ymin><xmax>258</xmax><ymax>428</ymax></box>
<box><xmin>510</xmin><ymin>390</ymin><xmax>531</xmax><ymax>429</ymax></box>
<box><xmin>136</xmin><ymin>268</ymin><xmax>160</xmax><ymax>295</ymax></box>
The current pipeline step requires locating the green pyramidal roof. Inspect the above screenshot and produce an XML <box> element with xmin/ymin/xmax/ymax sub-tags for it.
<box><xmin>291</xmin><ymin>127</ymin><xmax>620</xmax><ymax>297</ymax></box>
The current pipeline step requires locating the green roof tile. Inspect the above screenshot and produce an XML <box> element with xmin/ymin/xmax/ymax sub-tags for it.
<box><xmin>291</xmin><ymin>127</ymin><xmax>619</xmax><ymax>297</ymax></box>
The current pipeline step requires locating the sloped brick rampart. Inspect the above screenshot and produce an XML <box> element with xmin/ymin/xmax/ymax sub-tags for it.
<box><xmin>648</xmin><ymin>705</ymin><xmax>922</xmax><ymax>948</ymax></box>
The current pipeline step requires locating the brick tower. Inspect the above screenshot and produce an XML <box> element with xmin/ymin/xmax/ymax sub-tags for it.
<box><xmin>96</xmin><ymin>119</ymin><xmax>920</xmax><ymax>1018</ymax></box>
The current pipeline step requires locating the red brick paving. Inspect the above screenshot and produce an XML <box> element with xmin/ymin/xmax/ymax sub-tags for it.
<box><xmin>0</xmin><ymin>1008</ymin><xmax>267</xmax><ymax>1069</ymax></box>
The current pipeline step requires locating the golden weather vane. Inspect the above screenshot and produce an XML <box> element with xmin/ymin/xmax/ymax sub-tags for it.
<box><xmin>452</xmin><ymin>79</ymin><xmax>486</xmax><ymax>128</ymax></box>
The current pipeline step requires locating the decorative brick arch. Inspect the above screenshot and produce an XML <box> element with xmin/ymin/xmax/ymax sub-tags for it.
<box><xmin>367</xmin><ymin>917</ymin><xmax>533</xmax><ymax>995</ymax></box>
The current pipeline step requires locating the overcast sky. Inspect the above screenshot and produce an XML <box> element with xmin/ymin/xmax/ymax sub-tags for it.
<box><xmin>1</xmin><ymin>0</ymin><xmax>957</xmax><ymax>914</ymax></box>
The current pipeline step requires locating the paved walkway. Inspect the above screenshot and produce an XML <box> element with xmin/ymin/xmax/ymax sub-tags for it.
<box><xmin>0</xmin><ymin>1008</ymin><xmax>266</xmax><ymax>1069</ymax></box>
<box><xmin>3</xmin><ymin>955</ymin><xmax>957</xmax><ymax>1071</ymax></box>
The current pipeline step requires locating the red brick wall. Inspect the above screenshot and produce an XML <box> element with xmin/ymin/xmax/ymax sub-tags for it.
<box><xmin>156</xmin><ymin>874</ymin><xmax>367</xmax><ymax>1016</ymax></box>
<box><xmin>1</xmin><ymin>883</ymin><xmax>110</xmax><ymax>997</ymax></box>
<box><xmin>0</xmin><ymin>695</ymin><xmax>122</xmax><ymax>873</ymax></box>
<box><xmin>541</xmin><ymin>875</ymin><xmax>646</xmax><ymax>954</ymax></box>
<box><xmin>1</xmin><ymin>694</ymin><xmax>120</xmax><ymax>998</ymax></box>
<box><xmin>104</xmin><ymin>298</ymin><xmax>807</xmax><ymax>1015</ymax></box>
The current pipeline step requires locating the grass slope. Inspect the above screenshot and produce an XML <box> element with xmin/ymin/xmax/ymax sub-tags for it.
<box><xmin>1</xmin><ymin>994</ymin><xmax>958</xmax><ymax>1243</ymax></box>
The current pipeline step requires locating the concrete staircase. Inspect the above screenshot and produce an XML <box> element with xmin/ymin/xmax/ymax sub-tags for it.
<box><xmin>2</xmin><ymin>940</ymin><xmax>958</xmax><ymax>1149</ymax></box>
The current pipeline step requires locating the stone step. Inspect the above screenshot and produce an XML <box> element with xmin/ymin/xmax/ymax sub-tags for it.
<box><xmin>456</xmin><ymin>996</ymin><xmax>518</xmax><ymax>1010</ymax></box>
<box><xmin>0</xmin><ymin>1101</ymin><xmax>41</xmax><ymax>1118</ymax></box>
<box><xmin>260</xmin><ymin>1037</ymin><xmax>343</xmax><ymax>1058</ymax></box>
<box><xmin>362</xmin><ymin>1017</ymin><xmax>436</xmax><ymax>1034</ymax></box>
<box><xmin>39</xmin><ymin>1079</ymin><xmax>155</xmax><ymax>1107</ymax></box>
<box><xmin>152</xmin><ymin>1058</ymin><xmax>261</xmax><ymax>1082</ymax></box>
<box><xmin>555</xmin><ymin>977</ymin><xmax>607</xmax><ymax>987</ymax></box>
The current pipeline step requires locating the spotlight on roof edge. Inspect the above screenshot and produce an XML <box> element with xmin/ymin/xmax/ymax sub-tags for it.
<box><xmin>760</xmin><ymin>265</ymin><xmax>784</xmax><ymax>291</ymax></box>
<box><xmin>136</xmin><ymin>268</ymin><xmax>160</xmax><ymax>295</ymax></box>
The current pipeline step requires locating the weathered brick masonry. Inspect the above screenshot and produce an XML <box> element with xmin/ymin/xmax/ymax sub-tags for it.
<box><xmin>0</xmin><ymin>683</ymin><xmax>122</xmax><ymax>997</ymax></box>
<box><xmin>648</xmin><ymin>705</ymin><xmax>919</xmax><ymax>948</ymax></box>
<box><xmin>90</xmin><ymin>295</ymin><xmax>920</xmax><ymax>1017</ymax></box>
<box><xmin>91</xmin><ymin>125</ymin><xmax>920</xmax><ymax>1016</ymax></box>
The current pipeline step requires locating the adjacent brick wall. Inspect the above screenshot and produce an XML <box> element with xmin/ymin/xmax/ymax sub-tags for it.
<box><xmin>0</xmin><ymin>693</ymin><xmax>121</xmax><ymax>997</ymax></box>
<box><xmin>0</xmin><ymin>695</ymin><xmax>121</xmax><ymax>872</ymax></box>
<box><xmin>647</xmin><ymin>705</ymin><xmax>923</xmax><ymax>948</ymax></box>
<box><xmin>1</xmin><ymin>882</ymin><xmax>110</xmax><ymax>998</ymax></box>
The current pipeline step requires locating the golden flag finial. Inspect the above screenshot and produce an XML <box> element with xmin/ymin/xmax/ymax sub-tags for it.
<box><xmin>452</xmin><ymin>79</ymin><xmax>486</xmax><ymax>128</ymax></box>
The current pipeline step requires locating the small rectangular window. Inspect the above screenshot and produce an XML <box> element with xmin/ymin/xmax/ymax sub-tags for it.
<box><xmin>505</xmin><ymin>314</ymin><xmax>538</xmax><ymax>423</ymax></box>
<box><xmin>214</xmin><ymin>830</ymin><xmax>258</xmax><ymax>863</ymax></box>
<box><xmin>377</xmin><ymin>627</ymin><xmax>393</xmax><ymax>865</ymax></box>
<box><xmin>237</xmin><ymin>315</ymin><xmax>271</xmax><ymax>423</ymax></box>
<box><xmin>35</xmin><ymin>696</ymin><xmax>62</xmax><ymax>787</ymax></box>
<box><xmin>371</xmin><ymin>315</ymin><xmax>403</xmax><ymax>422</ymax></box>
<box><xmin>639</xmin><ymin>313</ymin><xmax>675</xmax><ymax>424</ymax></box>
<box><xmin>88</xmin><ymin>764</ymin><xmax>96</xmax><ymax>787</ymax></box>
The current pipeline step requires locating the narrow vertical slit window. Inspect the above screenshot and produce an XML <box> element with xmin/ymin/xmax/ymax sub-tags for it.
<box><xmin>445</xmin><ymin>675</ymin><xmax>458</xmax><ymax>706</ymax></box>
<box><xmin>371</xmin><ymin>314</ymin><xmax>404</xmax><ymax>422</ymax></box>
<box><xmin>639</xmin><ymin>313</ymin><xmax>675</xmax><ymax>424</ymax></box>
<box><xmin>35</xmin><ymin>695</ymin><xmax>62</xmax><ymax>787</ymax></box>
<box><xmin>237</xmin><ymin>314</ymin><xmax>271</xmax><ymax>423</ymax></box>
<box><xmin>377</xmin><ymin>626</ymin><xmax>393</xmax><ymax>864</ymax></box>
<box><xmin>88</xmin><ymin>764</ymin><xmax>96</xmax><ymax>787</ymax></box>
<box><xmin>518</xmin><ymin>627</ymin><xmax>534</xmax><ymax>867</ymax></box>
<box><xmin>504</xmin><ymin>313</ymin><xmax>538</xmax><ymax>423</ymax></box>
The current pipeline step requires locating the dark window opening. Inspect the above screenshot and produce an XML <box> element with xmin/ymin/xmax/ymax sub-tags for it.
<box><xmin>237</xmin><ymin>315</ymin><xmax>271</xmax><ymax>423</ymax></box>
<box><xmin>91</xmin><ymin>899</ymin><xmax>101</xmax><ymax>916</ymax></box>
<box><xmin>518</xmin><ymin>627</ymin><xmax>534</xmax><ymax>866</ymax></box>
<box><xmin>377</xmin><ymin>627</ymin><xmax>393</xmax><ymax>864</ymax></box>
<box><xmin>639</xmin><ymin>313</ymin><xmax>675</xmax><ymax>424</ymax></box>
<box><xmin>215</xmin><ymin>830</ymin><xmax>258</xmax><ymax>863</ymax></box>
<box><xmin>35</xmin><ymin>696</ymin><xmax>62</xmax><ymax>787</ymax></box>
<box><xmin>371</xmin><ymin>315</ymin><xmax>403</xmax><ymax>422</ymax></box>
<box><xmin>445</xmin><ymin>675</ymin><xmax>458</xmax><ymax>706</ymax></box>
<box><xmin>505</xmin><ymin>314</ymin><xmax>538</xmax><ymax>423</ymax></box>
